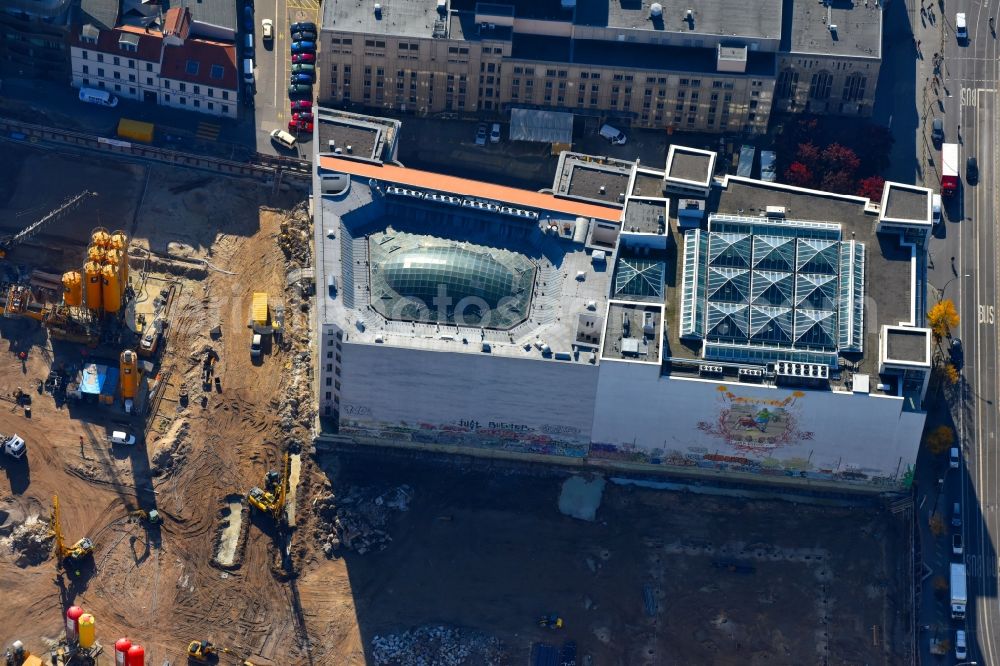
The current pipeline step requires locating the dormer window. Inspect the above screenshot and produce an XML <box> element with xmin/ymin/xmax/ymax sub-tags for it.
<box><xmin>210</xmin><ymin>64</ymin><xmax>224</xmax><ymax>80</ymax></box>
<box><xmin>81</xmin><ymin>24</ymin><xmax>99</xmax><ymax>44</ymax></box>
<box><xmin>119</xmin><ymin>34</ymin><xmax>139</xmax><ymax>52</ymax></box>
<box><xmin>185</xmin><ymin>60</ymin><xmax>200</xmax><ymax>76</ymax></box>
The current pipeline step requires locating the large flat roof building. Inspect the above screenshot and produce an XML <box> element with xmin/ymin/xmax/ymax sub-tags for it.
<box><xmin>313</xmin><ymin>110</ymin><xmax>929</xmax><ymax>491</ymax></box>
<box><xmin>319</xmin><ymin>0</ymin><xmax>881</xmax><ymax>133</ymax></box>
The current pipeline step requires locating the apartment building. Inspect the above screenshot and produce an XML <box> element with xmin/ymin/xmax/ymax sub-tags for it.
<box><xmin>0</xmin><ymin>0</ymin><xmax>77</xmax><ymax>80</ymax></box>
<box><xmin>319</xmin><ymin>0</ymin><xmax>881</xmax><ymax>133</ymax></box>
<box><xmin>70</xmin><ymin>7</ymin><xmax>238</xmax><ymax>119</ymax></box>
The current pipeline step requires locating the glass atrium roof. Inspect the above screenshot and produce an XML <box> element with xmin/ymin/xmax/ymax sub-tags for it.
<box><xmin>368</xmin><ymin>231</ymin><xmax>536</xmax><ymax>329</ymax></box>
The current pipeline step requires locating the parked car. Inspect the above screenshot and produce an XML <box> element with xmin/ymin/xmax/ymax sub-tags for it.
<box><xmin>599</xmin><ymin>123</ymin><xmax>628</xmax><ymax>145</ymax></box>
<box><xmin>955</xmin><ymin>630</ymin><xmax>967</xmax><ymax>660</ymax></box>
<box><xmin>489</xmin><ymin>122</ymin><xmax>501</xmax><ymax>143</ymax></box>
<box><xmin>243</xmin><ymin>83</ymin><xmax>255</xmax><ymax>107</ymax></box>
<box><xmin>250</xmin><ymin>333</ymin><xmax>263</xmax><ymax>357</ymax></box>
<box><xmin>290</xmin><ymin>72</ymin><xmax>315</xmax><ymax>84</ymax></box>
<box><xmin>288</xmin><ymin>83</ymin><xmax>313</xmax><ymax>97</ymax></box>
<box><xmin>290</xmin><ymin>21</ymin><xmax>317</xmax><ymax>32</ymax></box>
<box><xmin>291</xmin><ymin>111</ymin><xmax>314</xmax><ymax>122</ymax></box>
<box><xmin>290</xmin><ymin>41</ymin><xmax>315</xmax><ymax>54</ymax></box>
<box><xmin>261</xmin><ymin>18</ymin><xmax>273</xmax><ymax>41</ymax></box>
<box><xmin>952</xmin><ymin>532</ymin><xmax>963</xmax><ymax>555</ymax></box>
<box><xmin>288</xmin><ymin>118</ymin><xmax>314</xmax><ymax>134</ymax></box>
<box><xmin>952</xmin><ymin>501</ymin><xmax>962</xmax><ymax>527</ymax></box>
<box><xmin>951</xmin><ymin>337</ymin><xmax>964</xmax><ymax>369</ymax></box>
<box><xmin>950</xmin><ymin>446</ymin><xmax>960</xmax><ymax>468</ymax></box>
<box><xmin>475</xmin><ymin>123</ymin><xmax>488</xmax><ymax>146</ymax></box>
<box><xmin>269</xmin><ymin>129</ymin><xmax>297</xmax><ymax>150</ymax></box>
<box><xmin>290</xmin><ymin>100</ymin><xmax>313</xmax><ymax>113</ymax></box>
<box><xmin>292</xmin><ymin>30</ymin><xmax>317</xmax><ymax>42</ymax></box>
<box><xmin>291</xmin><ymin>63</ymin><xmax>316</xmax><ymax>75</ymax></box>
<box><xmin>931</xmin><ymin>118</ymin><xmax>944</xmax><ymax>145</ymax></box>
<box><xmin>243</xmin><ymin>6</ymin><xmax>253</xmax><ymax>31</ymax></box>
<box><xmin>966</xmin><ymin>156</ymin><xmax>978</xmax><ymax>184</ymax></box>
<box><xmin>110</xmin><ymin>430</ymin><xmax>136</xmax><ymax>446</ymax></box>
<box><xmin>291</xmin><ymin>52</ymin><xmax>316</xmax><ymax>64</ymax></box>
<box><xmin>932</xmin><ymin>193</ymin><xmax>942</xmax><ymax>225</ymax></box>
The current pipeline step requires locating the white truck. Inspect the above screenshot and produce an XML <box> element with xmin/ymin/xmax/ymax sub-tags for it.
<box><xmin>2</xmin><ymin>433</ymin><xmax>25</xmax><ymax>459</ymax></box>
<box><xmin>951</xmin><ymin>562</ymin><xmax>967</xmax><ymax>619</ymax></box>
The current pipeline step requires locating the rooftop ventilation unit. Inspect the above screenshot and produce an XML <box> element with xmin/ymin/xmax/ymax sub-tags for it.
<box><xmin>738</xmin><ymin>367</ymin><xmax>764</xmax><ymax>381</ymax></box>
<box><xmin>775</xmin><ymin>361</ymin><xmax>829</xmax><ymax>379</ymax></box>
<box><xmin>374</xmin><ymin>3</ymin><xmax>382</xmax><ymax>17</ymax></box>
<box><xmin>436</xmin><ymin>0</ymin><xmax>446</xmax><ymax>13</ymax></box>
<box><xmin>765</xmin><ymin>206</ymin><xmax>786</xmax><ymax>218</ymax></box>
<box><xmin>643</xmin><ymin>311</ymin><xmax>655</xmax><ymax>335</ymax></box>
<box><xmin>650</xmin><ymin>2</ymin><xmax>663</xmax><ymax>16</ymax></box>
<box><xmin>699</xmin><ymin>364</ymin><xmax>724</xmax><ymax>375</ymax></box>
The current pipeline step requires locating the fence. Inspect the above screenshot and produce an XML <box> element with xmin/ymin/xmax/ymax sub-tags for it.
<box><xmin>0</xmin><ymin>117</ymin><xmax>312</xmax><ymax>182</ymax></box>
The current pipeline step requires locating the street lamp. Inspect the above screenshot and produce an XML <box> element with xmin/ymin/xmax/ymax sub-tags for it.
<box><xmin>938</xmin><ymin>273</ymin><xmax>971</xmax><ymax>301</ymax></box>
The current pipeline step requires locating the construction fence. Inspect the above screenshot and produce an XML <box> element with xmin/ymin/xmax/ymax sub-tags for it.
<box><xmin>0</xmin><ymin>117</ymin><xmax>311</xmax><ymax>183</ymax></box>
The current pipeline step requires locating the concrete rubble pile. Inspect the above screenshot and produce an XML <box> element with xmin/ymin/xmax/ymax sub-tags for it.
<box><xmin>370</xmin><ymin>625</ymin><xmax>504</xmax><ymax>666</ymax></box>
<box><xmin>3</xmin><ymin>516</ymin><xmax>53</xmax><ymax>566</ymax></box>
<box><xmin>279</xmin><ymin>352</ymin><xmax>313</xmax><ymax>432</ymax></box>
<box><xmin>278</xmin><ymin>208</ymin><xmax>312</xmax><ymax>265</ymax></box>
<box><xmin>314</xmin><ymin>485</ymin><xmax>412</xmax><ymax>556</ymax></box>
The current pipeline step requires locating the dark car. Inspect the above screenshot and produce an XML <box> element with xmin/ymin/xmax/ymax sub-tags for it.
<box><xmin>288</xmin><ymin>83</ymin><xmax>313</xmax><ymax>98</ymax></box>
<box><xmin>291</xmin><ymin>63</ymin><xmax>315</xmax><ymax>75</ymax></box>
<box><xmin>243</xmin><ymin>83</ymin><xmax>255</xmax><ymax>107</ymax></box>
<box><xmin>292</xmin><ymin>30</ymin><xmax>317</xmax><ymax>42</ymax></box>
<box><xmin>243</xmin><ymin>6</ymin><xmax>253</xmax><ymax>29</ymax></box>
<box><xmin>290</xmin><ymin>21</ymin><xmax>316</xmax><ymax>32</ymax></box>
<box><xmin>290</xmin><ymin>72</ymin><xmax>315</xmax><ymax>84</ymax></box>
<box><xmin>290</xmin><ymin>100</ymin><xmax>313</xmax><ymax>113</ymax></box>
<box><xmin>290</xmin><ymin>41</ymin><xmax>315</xmax><ymax>53</ymax></box>
<box><xmin>966</xmin><ymin>156</ymin><xmax>978</xmax><ymax>184</ymax></box>
<box><xmin>951</xmin><ymin>338</ymin><xmax>964</xmax><ymax>369</ymax></box>
<box><xmin>931</xmin><ymin>118</ymin><xmax>944</xmax><ymax>145</ymax></box>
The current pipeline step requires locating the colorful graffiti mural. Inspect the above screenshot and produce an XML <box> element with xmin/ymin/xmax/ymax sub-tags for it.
<box><xmin>696</xmin><ymin>387</ymin><xmax>815</xmax><ymax>453</ymax></box>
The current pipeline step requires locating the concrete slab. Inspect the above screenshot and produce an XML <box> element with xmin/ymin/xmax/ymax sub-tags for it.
<box><xmin>558</xmin><ymin>475</ymin><xmax>606</xmax><ymax>521</ymax></box>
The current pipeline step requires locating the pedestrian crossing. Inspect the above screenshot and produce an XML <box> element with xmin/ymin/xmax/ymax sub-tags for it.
<box><xmin>195</xmin><ymin>122</ymin><xmax>220</xmax><ymax>141</ymax></box>
<box><xmin>287</xmin><ymin>0</ymin><xmax>319</xmax><ymax>10</ymax></box>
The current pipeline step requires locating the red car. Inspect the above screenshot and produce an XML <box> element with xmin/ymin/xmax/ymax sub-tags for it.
<box><xmin>291</xmin><ymin>53</ymin><xmax>316</xmax><ymax>64</ymax></box>
<box><xmin>288</xmin><ymin>118</ymin><xmax>314</xmax><ymax>134</ymax></box>
<box><xmin>292</xmin><ymin>111</ymin><xmax>314</xmax><ymax>122</ymax></box>
<box><xmin>290</xmin><ymin>100</ymin><xmax>313</xmax><ymax>113</ymax></box>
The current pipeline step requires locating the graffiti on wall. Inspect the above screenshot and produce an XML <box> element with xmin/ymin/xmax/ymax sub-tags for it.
<box><xmin>696</xmin><ymin>386</ymin><xmax>814</xmax><ymax>452</ymax></box>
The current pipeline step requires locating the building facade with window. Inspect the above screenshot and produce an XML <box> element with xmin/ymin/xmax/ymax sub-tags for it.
<box><xmin>318</xmin><ymin>0</ymin><xmax>880</xmax><ymax>133</ymax></box>
<box><xmin>69</xmin><ymin>7</ymin><xmax>238</xmax><ymax>119</ymax></box>
<box><xmin>0</xmin><ymin>0</ymin><xmax>77</xmax><ymax>81</ymax></box>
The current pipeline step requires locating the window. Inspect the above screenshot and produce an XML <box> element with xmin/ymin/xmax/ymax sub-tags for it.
<box><xmin>194</xmin><ymin>99</ymin><xmax>200</xmax><ymax>108</ymax></box>
<box><xmin>208</xmin><ymin>89</ymin><xmax>213</xmax><ymax>98</ymax></box>
<box><xmin>146</xmin><ymin>77</ymin><xmax>153</xmax><ymax>85</ymax></box>
<box><xmin>690</xmin><ymin>79</ymin><xmax>701</xmax><ymax>87</ymax></box>
<box><xmin>210</xmin><ymin>64</ymin><xmax>224</xmax><ymax>80</ymax></box>
<box><xmin>97</xmin><ymin>67</ymin><xmax>104</xmax><ymax>77</ymax></box>
<box><xmin>221</xmin><ymin>105</ymin><xmax>228</xmax><ymax>114</ymax></box>
<box><xmin>713</xmin><ymin>81</ymin><xmax>722</xmax><ymax>88</ymax></box>
<box><xmin>749</xmin><ymin>100</ymin><xmax>758</xmax><ymax>109</ymax></box>
<box><xmin>842</xmin><ymin>72</ymin><xmax>867</xmax><ymax>102</ymax></box>
<box><xmin>164</xmin><ymin>94</ymin><xmax>170</xmax><ymax>101</ymax></box>
<box><xmin>194</xmin><ymin>85</ymin><xmax>200</xmax><ymax>94</ymax></box>
<box><xmin>180</xmin><ymin>97</ymin><xmax>186</xmax><ymax>105</ymax></box>
<box><xmin>222</xmin><ymin>90</ymin><xmax>229</xmax><ymax>100</ymax></box>
<box><xmin>146</xmin><ymin>63</ymin><xmax>152</xmax><ymax>72</ymax></box>
<box><xmin>97</xmin><ymin>53</ymin><xmax>103</xmax><ymax>63</ymax></box>
<box><xmin>128</xmin><ymin>59</ymin><xmax>134</xmax><ymax>68</ymax></box>
<box><xmin>82</xmin><ymin>51</ymin><xmax>88</xmax><ymax>60</ymax></box>
<box><xmin>185</xmin><ymin>60</ymin><xmax>199</xmax><ymax>76</ymax></box>
<box><xmin>129</xmin><ymin>87</ymin><xmax>136</xmax><ymax>94</ymax></box>
<box><xmin>83</xmin><ymin>78</ymin><xmax>90</xmax><ymax>85</ymax></box>
<box><xmin>114</xmin><ymin>83</ymin><xmax>121</xmax><ymax>91</ymax></box>
<box><xmin>809</xmin><ymin>70</ymin><xmax>833</xmax><ymax>100</ymax></box>
<box><xmin>179</xmin><ymin>82</ymin><xmax>186</xmax><ymax>92</ymax></box>
<box><xmin>546</xmin><ymin>68</ymin><xmax>556</xmax><ymax>76</ymax></box>
<box><xmin>82</xmin><ymin>65</ymin><xmax>89</xmax><ymax>74</ymax></box>
<box><xmin>208</xmin><ymin>101</ymin><xmax>214</xmax><ymax>110</ymax></box>
<box><xmin>494</xmin><ymin>47</ymin><xmax>503</xmax><ymax>54</ymax></box>
<box><xmin>679</xmin><ymin>78</ymin><xmax>689</xmax><ymax>86</ymax></box>
<box><xmin>113</xmin><ymin>56</ymin><xmax>120</xmax><ymax>66</ymax></box>
<box><xmin>113</xmin><ymin>71</ymin><xmax>121</xmax><ymax>80</ymax></box>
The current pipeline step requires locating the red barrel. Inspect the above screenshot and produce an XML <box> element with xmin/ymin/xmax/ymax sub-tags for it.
<box><xmin>65</xmin><ymin>606</ymin><xmax>84</xmax><ymax>642</ymax></box>
<box><xmin>126</xmin><ymin>644</ymin><xmax>145</xmax><ymax>666</ymax></box>
<box><xmin>114</xmin><ymin>638</ymin><xmax>132</xmax><ymax>666</ymax></box>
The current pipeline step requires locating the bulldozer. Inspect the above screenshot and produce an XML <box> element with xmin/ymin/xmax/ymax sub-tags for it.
<box><xmin>129</xmin><ymin>509</ymin><xmax>162</xmax><ymax>525</ymax></box>
<box><xmin>186</xmin><ymin>641</ymin><xmax>255</xmax><ymax>665</ymax></box>
<box><xmin>246</xmin><ymin>452</ymin><xmax>289</xmax><ymax>521</ymax></box>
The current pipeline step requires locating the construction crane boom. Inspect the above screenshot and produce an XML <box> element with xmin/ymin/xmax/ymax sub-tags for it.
<box><xmin>0</xmin><ymin>190</ymin><xmax>97</xmax><ymax>258</ymax></box>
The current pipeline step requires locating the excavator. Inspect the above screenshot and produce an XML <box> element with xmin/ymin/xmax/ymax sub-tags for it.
<box><xmin>246</xmin><ymin>452</ymin><xmax>289</xmax><ymax>521</ymax></box>
<box><xmin>186</xmin><ymin>640</ymin><xmax>255</xmax><ymax>665</ymax></box>
<box><xmin>129</xmin><ymin>509</ymin><xmax>162</xmax><ymax>525</ymax></box>
<box><xmin>50</xmin><ymin>495</ymin><xmax>94</xmax><ymax>573</ymax></box>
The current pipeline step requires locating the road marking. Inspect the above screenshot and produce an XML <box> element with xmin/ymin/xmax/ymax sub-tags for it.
<box><xmin>960</xmin><ymin>87</ymin><xmax>996</xmax><ymax>107</ymax></box>
<box><xmin>979</xmin><ymin>304</ymin><xmax>996</xmax><ymax>324</ymax></box>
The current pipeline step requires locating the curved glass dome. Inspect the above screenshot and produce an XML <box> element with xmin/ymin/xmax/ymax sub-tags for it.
<box><xmin>369</xmin><ymin>232</ymin><xmax>536</xmax><ymax>329</ymax></box>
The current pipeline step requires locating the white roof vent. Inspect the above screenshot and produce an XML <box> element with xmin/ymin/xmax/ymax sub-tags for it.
<box><xmin>650</xmin><ymin>2</ymin><xmax>663</xmax><ymax>16</ymax></box>
<box><xmin>436</xmin><ymin>0</ymin><xmax>446</xmax><ymax>12</ymax></box>
<box><xmin>374</xmin><ymin>3</ymin><xmax>382</xmax><ymax>16</ymax></box>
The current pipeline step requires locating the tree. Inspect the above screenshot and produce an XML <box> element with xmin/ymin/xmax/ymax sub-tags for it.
<box><xmin>929</xmin><ymin>513</ymin><xmax>946</xmax><ymax>537</ymax></box>
<box><xmin>784</xmin><ymin>161</ymin><xmax>814</xmax><ymax>187</ymax></box>
<box><xmin>820</xmin><ymin>170</ymin><xmax>857</xmax><ymax>195</ymax></box>
<box><xmin>857</xmin><ymin>176</ymin><xmax>885</xmax><ymax>200</ymax></box>
<box><xmin>821</xmin><ymin>143</ymin><xmax>861</xmax><ymax>174</ymax></box>
<box><xmin>941</xmin><ymin>363</ymin><xmax>960</xmax><ymax>386</ymax></box>
<box><xmin>924</xmin><ymin>425</ymin><xmax>955</xmax><ymax>455</ymax></box>
<box><xmin>928</xmin><ymin>299</ymin><xmax>960</xmax><ymax>339</ymax></box>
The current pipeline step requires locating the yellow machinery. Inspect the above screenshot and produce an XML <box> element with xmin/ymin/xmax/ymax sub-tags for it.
<box><xmin>61</xmin><ymin>271</ymin><xmax>83</xmax><ymax>308</ymax></box>
<box><xmin>129</xmin><ymin>509</ymin><xmax>162</xmax><ymax>524</ymax></box>
<box><xmin>186</xmin><ymin>641</ymin><xmax>255</xmax><ymax>665</ymax></box>
<box><xmin>120</xmin><ymin>350</ymin><xmax>139</xmax><ymax>401</ymax></box>
<box><xmin>246</xmin><ymin>452</ymin><xmax>289</xmax><ymax>520</ymax></box>
<box><xmin>50</xmin><ymin>495</ymin><xmax>94</xmax><ymax>569</ymax></box>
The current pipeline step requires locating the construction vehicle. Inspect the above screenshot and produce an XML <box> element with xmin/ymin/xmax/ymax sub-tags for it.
<box><xmin>51</xmin><ymin>495</ymin><xmax>94</xmax><ymax>570</ymax></box>
<box><xmin>538</xmin><ymin>614</ymin><xmax>564</xmax><ymax>629</ymax></box>
<box><xmin>1</xmin><ymin>433</ymin><xmax>25</xmax><ymax>460</ymax></box>
<box><xmin>4</xmin><ymin>641</ymin><xmax>43</xmax><ymax>666</ymax></box>
<box><xmin>202</xmin><ymin>348</ymin><xmax>220</xmax><ymax>390</ymax></box>
<box><xmin>129</xmin><ymin>509</ymin><xmax>162</xmax><ymax>525</ymax></box>
<box><xmin>246</xmin><ymin>452</ymin><xmax>289</xmax><ymax>520</ymax></box>
<box><xmin>0</xmin><ymin>191</ymin><xmax>95</xmax><ymax>259</ymax></box>
<box><xmin>186</xmin><ymin>641</ymin><xmax>255</xmax><ymax>665</ymax></box>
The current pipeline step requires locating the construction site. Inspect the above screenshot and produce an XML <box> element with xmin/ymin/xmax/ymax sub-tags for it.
<box><xmin>0</xmin><ymin>141</ymin><xmax>912</xmax><ymax>666</ymax></box>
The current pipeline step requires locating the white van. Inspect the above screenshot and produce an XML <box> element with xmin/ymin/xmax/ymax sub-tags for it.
<box><xmin>244</xmin><ymin>33</ymin><xmax>254</xmax><ymax>56</ymax></box>
<box><xmin>956</xmin><ymin>13</ymin><xmax>967</xmax><ymax>41</ymax></box>
<box><xmin>78</xmin><ymin>87</ymin><xmax>119</xmax><ymax>108</ymax></box>
<box><xmin>243</xmin><ymin>58</ymin><xmax>254</xmax><ymax>83</ymax></box>
<box><xmin>599</xmin><ymin>123</ymin><xmax>627</xmax><ymax>145</ymax></box>
<box><xmin>932</xmin><ymin>193</ymin><xmax>942</xmax><ymax>225</ymax></box>
<box><xmin>270</xmin><ymin>128</ymin><xmax>297</xmax><ymax>149</ymax></box>
<box><xmin>110</xmin><ymin>430</ymin><xmax>136</xmax><ymax>446</ymax></box>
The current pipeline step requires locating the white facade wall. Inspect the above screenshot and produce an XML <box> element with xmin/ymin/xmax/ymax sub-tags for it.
<box><xmin>326</xmin><ymin>340</ymin><xmax>925</xmax><ymax>490</ymax></box>
<box><xmin>160</xmin><ymin>77</ymin><xmax>237</xmax><ymax>118</ymax></box>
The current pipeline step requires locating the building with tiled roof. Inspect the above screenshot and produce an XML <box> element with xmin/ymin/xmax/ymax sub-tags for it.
<box><xmin>70</xmin><ymin>7</ymin><xmax>239</xmax><ymax>119</ymax></box>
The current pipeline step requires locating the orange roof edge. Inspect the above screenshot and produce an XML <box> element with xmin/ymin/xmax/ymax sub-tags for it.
<box><xmin>319</xmin><ymin>156</ymin><xmax>622</xmax><ymax>222</ymax></box>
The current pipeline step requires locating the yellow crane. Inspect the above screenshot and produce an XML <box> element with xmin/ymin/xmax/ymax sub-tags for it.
<box><xmin>50</xmin><ymin>495</ymin><xmax>94</xmax><ymax>570</ymax></box>
<box><xmin>246</xmin><ymin>451</ymin><xmax>289</xmax><ymax>521</ymax></box>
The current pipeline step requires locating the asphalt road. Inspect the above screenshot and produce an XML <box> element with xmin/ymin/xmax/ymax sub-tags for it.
<box><xmin>942</xmin><ymin>5</ymin><xmax>1000</xmax><ymax>665</ymax></box>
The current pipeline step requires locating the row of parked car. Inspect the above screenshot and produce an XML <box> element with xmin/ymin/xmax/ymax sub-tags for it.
<box><xmin>270</xmin><ymin>21</ymin><xmax>318</xmax><ymax>150</ymax></box>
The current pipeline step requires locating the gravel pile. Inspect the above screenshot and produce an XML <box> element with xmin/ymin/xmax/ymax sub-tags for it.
<box><xmin>371</xmin><ymin>625</ymin><xmax>504</xmax><ymax>666</ymax></box>
<box><xmin>314</xmin><ymin>485</ymin><xmax>412</xmax><ymax>556</ymax></box>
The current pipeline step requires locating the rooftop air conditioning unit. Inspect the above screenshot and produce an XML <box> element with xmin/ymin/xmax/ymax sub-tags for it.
<box><xmin>765</xmin><ymin>206</ymin><xmax>786</xmax><ymax>218</ymax></box>
<box><xmin>650</xmin><ymin>2</ymin><xmax>663</xmax><ymax>16</ymax></box>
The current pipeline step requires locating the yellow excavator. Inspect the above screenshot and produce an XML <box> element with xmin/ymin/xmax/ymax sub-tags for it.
<box><xmin>186</xmin><ymin>640</ymin><xmax>255</xmax><ymax>665</ymax></box>
<box><xmin>246</xmin><ymin>452</ymin><xmax>289</xmax><ymax>521</ymax></box>
<box><xmin>50</xmin><ymin>495</ymin><xmax>94</xmax><ymax>572</ymax></box>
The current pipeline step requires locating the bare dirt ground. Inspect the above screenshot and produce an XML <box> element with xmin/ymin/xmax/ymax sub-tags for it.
<box><xmin>0</xmin><ymin>146</ymin><xmax>910</xmax><ymax>665</ymax></box>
